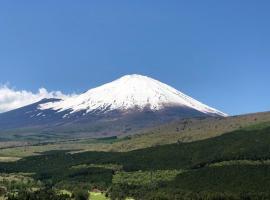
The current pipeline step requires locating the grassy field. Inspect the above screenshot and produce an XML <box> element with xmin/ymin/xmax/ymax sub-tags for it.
<box><xmin>89</xmin><ymin>192</ymin><xmax>134</xmax><ymax>200</ymax></box>
<box><xmin>0</xmin><ymin>157</ymin><xmax>20</xmax><ymax>162</ymax></box>
<box><xmin>0</xmin><ymin>111</ymin><xmax>270</xmax><ymax>161</ymax></box>
<box><xmin>89</xmin><ymin>192</ymin><xmax>108</xmax><ymax>200</ymax></box>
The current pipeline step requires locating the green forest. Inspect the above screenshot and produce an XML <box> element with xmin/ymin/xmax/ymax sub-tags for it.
<box><xmin>1</xmin><ymin>123</ymin><xmax>270</xmax><ymax>199</ymax></box>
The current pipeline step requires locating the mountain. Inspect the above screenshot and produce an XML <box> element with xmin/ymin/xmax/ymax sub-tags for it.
<box><xmin>39</xmin><ymin>74</ymin><xmax>226</xmax><ymax>116</ymax></box>
<box><xmin>0</xmin><ymin>74</ymin><xmax>226</xmax><ymax>139</ymax></box>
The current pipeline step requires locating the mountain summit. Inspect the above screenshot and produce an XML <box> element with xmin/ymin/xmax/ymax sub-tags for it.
<box><xmin>39</xmin><ymin>74</ymin><xmax>226</xmax><ymax>117</ymax></box>
<box><xmin>0</xmin><ymin>74</ymin><xmax>227</xmax><ymax>138</ymax></box>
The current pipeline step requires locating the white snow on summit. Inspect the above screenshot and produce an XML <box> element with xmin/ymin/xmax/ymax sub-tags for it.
<box><xmin>39</xmin><ymin>74</ymin><xmax>227</xmax><ymax>117</ymax></box>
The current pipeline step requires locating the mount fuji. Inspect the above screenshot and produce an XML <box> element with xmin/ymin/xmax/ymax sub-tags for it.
<box><xmin>0</xmin><ymin>74</ymin><xmax>227</xmax><ymax>139</ymax></box>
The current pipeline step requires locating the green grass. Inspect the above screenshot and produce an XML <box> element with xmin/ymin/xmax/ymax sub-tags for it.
<box><xmin>89</xmin><ymin>192</ymin><xmax>109</xmax><ymax>200</ymax></box>
<box><xmin>0</xmin><ymin>157</ymin><xmax>20</xmax><ymax>162</ymax></box>
<box><xmin>58</xmin><ymin>189</ymin><xmax>72</xmax><ymax>197</ymax></box>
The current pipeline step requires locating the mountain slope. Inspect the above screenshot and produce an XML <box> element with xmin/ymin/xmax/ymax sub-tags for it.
<box><xmin>0</xmin><ymin>74</ymin><xmax>226</xmax><ymax>139</ymax></box>
<box><xmin>0</xmin><ymin>98</ymin><xmax>63</xmax><ymax>129</ymax></box>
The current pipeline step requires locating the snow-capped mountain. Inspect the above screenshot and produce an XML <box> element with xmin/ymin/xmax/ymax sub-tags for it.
<box><xmin>0</xmin><ymin>74</ymin><xmax>226</xmax><ymax>138</ymax></box>
<box><xmin>39</xmin><ymin>74</ymin><xmax>226</xmax><ymax>117</ymax></box>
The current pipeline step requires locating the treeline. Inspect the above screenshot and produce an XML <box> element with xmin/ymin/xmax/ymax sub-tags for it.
<box><xmin>5</xmin><ymin>187</ymin><xmax>90</xmax><ymax>200</ymax></box>
<box><xmin>109</xmin><ymin>164</ymin><xmax>270</xmax><ymax>199</ymax></box>
<box><xmin>110</xmin><ymin>185</ymin><xmax>270</xmax><ymax>200</ymax></box>
<box><xmin>6</xmin><ymin>188</ymin><xmax>71</xmax><ymax>200</ymax></box>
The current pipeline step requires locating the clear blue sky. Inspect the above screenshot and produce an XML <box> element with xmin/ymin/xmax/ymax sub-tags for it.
<box><xmin>0</xmin><ymin>0</ymin><xmax>269</xmax><ymax>115</ymax></box>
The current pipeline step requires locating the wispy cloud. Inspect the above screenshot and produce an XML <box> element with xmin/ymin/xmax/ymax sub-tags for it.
<box><xmin>0</xmin><ymin>84</ymin><xmax>73</xmax><ymax>113</ymax></box>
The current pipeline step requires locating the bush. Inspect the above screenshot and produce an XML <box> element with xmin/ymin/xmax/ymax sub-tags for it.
<box><xmin>6</xmin><ymin>188</ymin><xmax>71</xmax><ymax>200</ymax></box>
<box><xmin>73</xmin><ymin>189</ymin><xmax>89</xmax><ymax>200</ymax></box>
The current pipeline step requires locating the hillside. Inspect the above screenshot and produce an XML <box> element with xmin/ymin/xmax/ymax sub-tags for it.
<box><xmin>123</xmin><ymin>110</ymin><xmax>270</xmax><ymax>148</ymax></box>
<box><xmin>0</xmin><ymin>111</ymin><xmax>270</xmax><ymax>158</ymax></box>
<box><xmin>0</xmin><ymin>121</ymin><xmax>270</xmax><ymax>199</ymax></box>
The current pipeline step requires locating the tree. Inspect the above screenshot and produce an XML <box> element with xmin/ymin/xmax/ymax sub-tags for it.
<box><xmin>73</xmin><ymin>189</ymin><xmax>89</xmax><ymax>200</ymax></box>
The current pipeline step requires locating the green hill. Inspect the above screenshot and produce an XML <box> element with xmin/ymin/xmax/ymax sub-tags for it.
<box><xmin>1</xmin><ymin>122</ymin><xmax>270</xmax><ymax>199</ymax></box>
<box><xmin>1</xmin><ymin>111</ymin><xmax>270</xmax><ymax>159</ymax></box>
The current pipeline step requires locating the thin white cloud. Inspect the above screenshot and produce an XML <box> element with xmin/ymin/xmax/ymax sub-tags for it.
<box><xmin>0</xmin><ymin>84</ymin><xmax>74</xmax><ymax>113</ymax></box>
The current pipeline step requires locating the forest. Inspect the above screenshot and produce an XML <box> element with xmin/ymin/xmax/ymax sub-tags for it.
<box><xmin>0</xmin><ymin>123</ymin><xmax>270</xmax><ymax>199</ymax></box>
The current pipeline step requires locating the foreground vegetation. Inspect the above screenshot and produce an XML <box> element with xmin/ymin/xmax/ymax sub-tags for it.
<box><xmin>0</xmin><ymin>122</ymin><xmax>270</xmax><ymax>199</ymax></box>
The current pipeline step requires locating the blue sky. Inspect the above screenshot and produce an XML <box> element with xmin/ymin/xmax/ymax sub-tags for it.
<box><xmin>0</xmin><ymin>0</ymin><xmax>269</xmax><ymax>115</ymax></box>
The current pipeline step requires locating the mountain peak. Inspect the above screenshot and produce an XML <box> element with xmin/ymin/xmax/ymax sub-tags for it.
<box><xmin>108</xmin><ymin>74</ymin><xmax>158</xmax><ymax>87</ymax></box>
<box><xmin>117</xmin><ymin>74</ymin><xmax>155</xmax><ymax>81</ymax></box>
<box><xmin>39</xmin><ymin>74</ymin><xmax>227</xmax><ymax>117</ymax></box>
<box><xmin>119</xmin><ymin>74</ymin><xmax>146</xmax><ymax>79</ymax></box>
